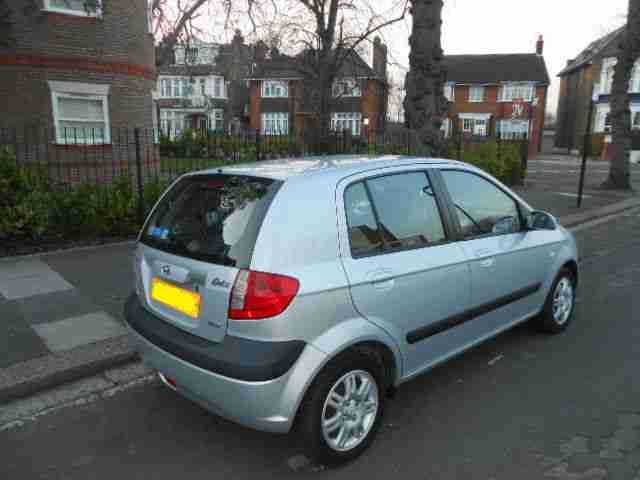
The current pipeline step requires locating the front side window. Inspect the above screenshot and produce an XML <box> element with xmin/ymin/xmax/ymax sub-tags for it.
<box><xmin>441</xmin><ymin>170</ymin><xmax>521</xmax><ymax>239</ymax></box>
<box><xmin>52</xmin><ymin>93</ymin><xmax>110</xmax><ymax>144</ymax></box>
<box><xmin>469</xmin><ymin>85</ymin><xmax>484</xmax><ymax>102</ymax></box>
<box><xmin>262</xmin><ymin>80</ymin><xmax>289</xmax><ymax>98</ymax></box>
<box><xmin>44</xmin><ymin>0</ymin><xmax>101</xmax><ymax>16</ymax></box>
<box><xmin>262</xmin><ymin>112</ymin><xmax>289</xmax><ymax>135</ymax></box>
<box><xmin>331</xmin><ymin>113</ymin><xmax>362</xmax><ymax>136</ymax></box>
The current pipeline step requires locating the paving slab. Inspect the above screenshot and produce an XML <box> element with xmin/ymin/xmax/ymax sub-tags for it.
<box><xmin>0</xmin><ymin>271</ymin><xmax>74</xmax><ymax>301</ymax></box>
<box><xmin>32</xmin><ymin>312</ymin><xmax>126</xmax><ymax>353</ymax></box>
<box><xmin>0</xmin><ymin>259</ymin><xmax>54</xmax><ymax>282</ymax></box>
<box><xmin>16</xmin><ymin>289</ymin><xmax>101</xmax><ymax>326</ymax></box>
<box><xmin>0</xmin><ymin>302</ymin><xmax>49</xmax><ymax>369</ymax></box>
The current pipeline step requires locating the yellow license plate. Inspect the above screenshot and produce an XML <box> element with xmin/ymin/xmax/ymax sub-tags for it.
<box><xmin>151</xmin><ymin>278</ymin><xmax>202</xmax><ymax>319</ymax></box>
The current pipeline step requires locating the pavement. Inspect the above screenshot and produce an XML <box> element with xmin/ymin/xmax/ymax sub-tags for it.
<box><xmin>2</xmin><ymin>205</ymin><xmax>639</xmax><ymax>479</ymax></box>
<box><xmin>0</xmin><ymin>153</ymin><xmax>638</xmax><ymax>405</ymax></box>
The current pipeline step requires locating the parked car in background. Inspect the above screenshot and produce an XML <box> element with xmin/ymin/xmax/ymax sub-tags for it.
<box><xmin>125</xmin><ymin>155</ymin><xmax>579</xmax><ymax>465</ymax></box>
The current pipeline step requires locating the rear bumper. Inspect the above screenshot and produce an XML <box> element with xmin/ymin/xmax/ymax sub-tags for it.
<box><xmin>125</xmin><ymin>294</ymin><xmax>327</xmax><ymax>433</ymax></box>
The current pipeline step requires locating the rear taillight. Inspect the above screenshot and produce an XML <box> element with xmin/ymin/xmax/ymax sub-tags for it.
<box><xmin>228</xmin><ymin>269</ymin><xmax>300</xmax><ymax>320</ymax></box>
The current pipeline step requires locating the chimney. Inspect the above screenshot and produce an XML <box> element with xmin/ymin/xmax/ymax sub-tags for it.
<box><xmin>536</xmin><ymin>34</ymin><xmax>544</xmax><ymax>55</ymax></box>
<box><xmin>373</xmin><ymin>36</ymin><xmax>388</xmax><ymax>80</ymax></box>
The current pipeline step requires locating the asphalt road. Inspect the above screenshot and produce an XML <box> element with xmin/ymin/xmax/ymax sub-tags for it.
<box><xmin>3</xmin><ymin>210</ymin><xmax>640</xmax><ymax>480</ymax></box>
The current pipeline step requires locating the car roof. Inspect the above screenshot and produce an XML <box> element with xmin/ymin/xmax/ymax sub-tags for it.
<box><xmin>195</xmin><ymin>155</ymin><xmax>466</xmax><ymax>182</ymax></box>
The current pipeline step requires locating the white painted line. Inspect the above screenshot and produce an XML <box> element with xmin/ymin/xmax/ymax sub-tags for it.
<box><xmin>32</xmin><ymin>312</ymin><xmax>126</xmax><ymax>352</ymax></box>
<box><xmin>554</xmin><ymin>192</ymin><xmax>593</xmax><ymax>199</ymax></box>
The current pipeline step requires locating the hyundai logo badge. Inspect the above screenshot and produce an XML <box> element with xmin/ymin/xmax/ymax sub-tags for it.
<box><xmin>161</xmin><ymin>265</ymin><xmax>171</xmax><ymax>276</ymax></box>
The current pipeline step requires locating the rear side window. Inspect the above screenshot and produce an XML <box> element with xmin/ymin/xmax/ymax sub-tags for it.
<box><xmin>344</xmin><ymin>172</ymin><xmax>447</xmax><ymax>257</ymax></box>
<box><xmin>141</xmin><ymin>175</ymin><xmax>281</xmax><ymax>268</ymax></box>
<box><xmin>344</xmin><ymin>182</ymin><xmax>384</xmax><ymax>257</ymax></box>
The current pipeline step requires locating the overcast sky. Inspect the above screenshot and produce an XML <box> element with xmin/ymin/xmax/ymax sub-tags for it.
<box><xmin>380</xmin><ymin>0</ymin><xmax>628</xmax><ymax>115</ymax></box>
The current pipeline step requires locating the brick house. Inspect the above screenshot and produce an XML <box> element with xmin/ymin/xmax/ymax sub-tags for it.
<box><xmin>442</xmin><ymin>36</ymin><xmax>550</xmax><ymax>156</ymax></box>
<box><xmin>247</xmin><ymin>38</ymin><xmax>389</xmax><ymax>140</ymax></box>
<box><xmin>555</xmin><ymin>27</ymin><xmax>640</xmax><ymax>157</ymax></box>
<box><xmin>155</xmin><ymin>31</ymin><xmax>254</xmax><ymax>137</ymax></box>
<box><xmin>0</xmin><ymin>0</ymin><xmax>156</xmax><ymax>177</ymax></box>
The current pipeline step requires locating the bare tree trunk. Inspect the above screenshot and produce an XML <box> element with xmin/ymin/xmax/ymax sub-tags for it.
<box><xmin>404</xmin><ymin>0</ymin><xmax>447</xmax><ymax>156</ymax></box>
<box><xmin>605</xmin><ymin>0</ymin><xmax>639</xmax><ymax>190</ymax></box>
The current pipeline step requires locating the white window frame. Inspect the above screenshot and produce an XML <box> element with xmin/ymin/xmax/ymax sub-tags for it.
<box><xmin>261</xmin><ymin>112</ymin><xmax>289</xmax><ymax>135</ymax></box>
<box><xmin>43</xmin><ymin>0</ymin><xmax>102</xmax><ymax>17</ymax></box>
<box><xmin>499</xmin><ymin>82</ymin><xmax>535</xmax><ymax>102</ymax></box>
<box><xmin>459</xmin><ymin>113</ymin><xmax>491</xmax><ymax>136</ymax></box>
<box><xmin>49</xmin><ymin>81</ymin><xmax>110</xmax><ymax>144</ymax></box>
<box><xmin>600</xmin><ymin>57</ymin><xmax>617</xmax><ymax>95</ymax></box>
<box><xmin>262</xmin><ymin>80</ymin><xmax>289</xmax><ymax>98</ymax></box>
<box><xmin>595</xmin><ymin>103</ymin><xmax>640</xmax><ymax>132</ymax></box>
<box><xmin>444</xmin><ymin>83</ymin><xmax>455</xmax><ymax>102</ymax></box>
<box><xmin>331</xmin><ymin>112</ymin><xmax>362</xmax><ymax>136</ymax></box>
<box><xmin>498</xmin><ymin>119</ymin><xmax>530</xmax><ymax>140</ymax></box>
<box><xmin>333</xmin><ymin>78</ymin><xmax>362</xmax><ymax>98</ymax></box>
<box><xmin>160</xmin><ymin>110</ymin><xmax>189</xmax><ymax>138</ymax></box>
<box><xmin>211</xmin><ymin>109</ymin><xmax>224</xmax><ymax>131</ymax></box>
<box><xmin>212</xmin><ymin>76</ymin><xmax>226</xmax><ymax>99</ymax></box>
<box><xmin>630</xmin><ymin>60</ymin><xmax>640</xmax><ymax>93</ymax></box>
<box><xmin>469</xmin><ymin>85</ymin><xmax>485</xmax><ymax>103</ymax></box>
<box><xmin>440</xmin><ymin>118</ymin><xmax>452</xmax><ymax>138</ymax></box>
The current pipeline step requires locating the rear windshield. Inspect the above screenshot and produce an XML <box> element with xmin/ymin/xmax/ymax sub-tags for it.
<box><xmin>140</xmin><ymin>174</ymin><xmax>281</xmax><ymax>268</ymax></box>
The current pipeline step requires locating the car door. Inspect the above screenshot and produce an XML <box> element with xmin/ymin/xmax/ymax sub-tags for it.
<box><xmin>337</xmin><ymin>168</ymin><xmax>471</xmax><ymax>376</ymax></box>
<box><xmin>437</xmin><ymin>168</ymin><xmax>552</xmax><ymax>331</ymax></box>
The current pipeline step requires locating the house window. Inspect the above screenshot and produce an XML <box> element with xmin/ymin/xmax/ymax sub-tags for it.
<box><xmin>44</xmin><ymin>0</ymin><xmax>101</xmax><ymax>17</ymax></box>
<box><xmin>630</xmin><ymin>62</ymin><xmax>640</xmax><ymax>93</ymax></box>
<box><xmin>461</xmin><ymin>116</ymin><xmax>488</xmax><ymax>136</ymax></box>
<box><xmin>262</xmin><ymin>112</ymin><xmax>289</xmax><ymax>135</ymax></box>
<box><xmin>160</xmin><ymin>79</ymin><xmax>172</xmax><ymax>97</ymax></box>
<box><xmin>333</xmin><ymin>79</ymin><xmax>362</xmax><ymax>97</ymax></box>
<box><xmin>262</xmin><ymin>80</ymin><xmax>289</xmax><ymax>98</ymax></box>
<box><xmin>499</xmin><ymin>82</ymin><xmax>535</xmax><ymax>102</ymax></box>
<box><xmin>469</xmin><ymin>85</ymin><xmax>484</xmax><ymax>103</ymax></box>
<box><xmin>331</xmin><ymin>113</ymin><xmax>362</xmax><ymax>136</ymax></box>
<box><xmin>200</xmin><ymin>79</ymin><xmax>206</xmax><ymax>96</ymax></box>
<box><xmin>213</xmin><ymin>77</ymin><xmax>224</xmax><ymax>98</ymax></box>
<box><xmin>604</xmin><ymin>113</ymin><xmax>612</xmax><ymax>133</ymax></box>
<box><xmin>212</xmin><ymin>110</ymin><xmax>224</xmax><ymax>131</ymax></box>
<box><xmin>52</xmin><ymin>93</ymin><xmax>110</xmax><ymax>144</ymax></box>
<box><xmin>498</xmin><ymin>120</ymin><xmax>530</xmax><ymax>140</ymax></box>
<box><xmin>160</xmin><ymin>111</ymin><xmax>188</xmax><ymax>137</ymax></box>
<box><xmin>633</xmin><ymin>111</ymin><xmax>640</xmax><ymax>129</ymax></box>
<box><xmin>444</xmin><ymin>83</ymin><xmax>455</xmax><ymax>102</ymax></box>
<box><xmin>185</xmin><ymin>48</ymin><xmax>198</xmax><ymax>64</ymax></box>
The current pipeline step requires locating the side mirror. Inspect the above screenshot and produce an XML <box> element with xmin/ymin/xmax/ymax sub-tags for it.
<box><xmin>526</xmin><ymin>211</ymin><xmax>558</xmax><ymax>231</ymax></box>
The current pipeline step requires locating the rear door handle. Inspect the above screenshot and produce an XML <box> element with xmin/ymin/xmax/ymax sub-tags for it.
<box><xmin>474</xmin><ymin>248</ymin><xmax>494</xmax><ymax>258</ymax></box>
<box><xmin>367</xmin><ymin>269</ymin><xmax>395</xmax><ymax>291</ymax></box>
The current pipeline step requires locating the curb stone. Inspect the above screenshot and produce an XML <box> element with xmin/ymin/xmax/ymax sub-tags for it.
<box><xmin>1</xmin><ymin>196</ymin><xmax>638</xmax><ymax>406</ymax></box>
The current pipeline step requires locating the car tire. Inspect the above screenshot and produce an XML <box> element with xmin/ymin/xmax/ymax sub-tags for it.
<box><xmin>296</xmin><ymin>349</ymin><xmax>386</xmax><ymax>467</ymax></box>
<box><xmin>535</xmin><ymin>267</ymin><xmax>576</xmax><ymax>334</ymax></box>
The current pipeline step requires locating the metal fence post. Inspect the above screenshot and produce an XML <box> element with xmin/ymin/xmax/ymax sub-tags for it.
<box><xmin>134</xmin><ymin>127</ymin><xmax>145</xmax><ymax>225</ymax></box>
<box><xmin>256</xmin><ymin>130</ymin><xmax>261</xmax><ymax>162</ymax></box>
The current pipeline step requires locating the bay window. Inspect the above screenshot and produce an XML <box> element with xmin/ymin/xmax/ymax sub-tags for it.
<box><xmin>460</xmin><ymin>114</ymin><xmax>490</xmax><ymax>136</ymax></box>
<box><xmin>262</xmin><ymin>112</ymin><xmax>289</xmax><ymax>135</ymax></box>
<box><xmin>498</xmin><ymin>120</ymin><xmax>530</xmax><ymax>140</ymax></box>
<box><xmin>49</xmin><ymin>81</ymin><xmax>110</xmax><ymax>144</ymax></box>
<box><xmin>331</xmin><ymin>113</ymin><xmax>362</xmax><ymax>136</ymax></box>
<box><xmin>262</xmin><ymin>80</ymin><xmax>289</xmax><ymax>98</ymax></box>
<box><xmin>499</xmin><ymin>82</ymin><xmax>535</xmax><ymax>102</ymax></box>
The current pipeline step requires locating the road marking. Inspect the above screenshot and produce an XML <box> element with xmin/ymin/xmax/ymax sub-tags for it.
<box><xmin>487</xmin><ymin>355</ymin><xmax>504</xmax><ymax>366</ymax></box>
<box><xmin>554</xmin><ymin>192</ymin><xmax>593</xmax><ymax>199</ymax></box>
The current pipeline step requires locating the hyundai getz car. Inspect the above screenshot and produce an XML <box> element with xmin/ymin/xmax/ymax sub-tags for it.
<box><xmin>125</xmin><ymin>155</ymin><xmax>578</xmax><ymax>465</ymax></box>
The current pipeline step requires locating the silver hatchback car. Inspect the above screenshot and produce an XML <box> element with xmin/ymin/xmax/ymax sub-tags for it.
<box><xmin>126</xmin><ymin>155</ymin><xmax>578</xmax><ymax>465</ymax></box>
